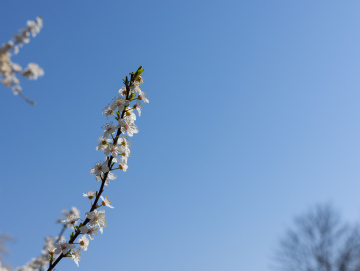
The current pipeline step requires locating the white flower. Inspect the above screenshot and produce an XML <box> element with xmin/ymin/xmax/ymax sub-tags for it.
<box><xmin>61</xmin><ymin>214</ymin><xmax>81</xmax><ymax>226</ymax></box>
<box><xmin>119</xmin><ymin>157</ymin><xmax>128</xmax><ymax>172</ymax></box>
<box><xmin>101</xmin><ymin>196</ymin><xmax>114</xmax><ymax>208</ymax></box>
<box><xmin>90</xmin><ymin>160</ymin><xmax>109</xmax><ymax>175</ymax></box>
<box><xmin>71</xmin><ymin>250</ymin><xmax>82</xmax><ymax>267</ymax></box>
<box><xmin>83</xmin><ymin>190</ymin><xmax>96</xmax><ymax>200</ymax></box>
<box><xmin>44</xmin><ymin>236</ymin><xmax>55</xmax><ymax>249</ymax></box>
<box><xmin>80</xmin><ymin>225</ymin><xmax>98</xmax><ymax>240</ymax></box>
<box><xmin>133</xmin><ymin>101</ymin><xmax>143</xmax><ymax>116</ymax></box>
<box><xmin>118</xmin><ymin>134</ymin><xmax>131</xmax><ymax>148</ymax></box>
<box><xmin>107</xmin><ymin>171</ymin><xmax>117</xmax><ymax>180</ymax></box>
<box><xmin>124</xmin><ymin>109</ymin><xmax>137</xmax><ymax>121</ymax></box>
<box><xmin>70</xmin><ymin>207</ymin><xmax>80</xmax><ymax>217</ymax></box>
<box><xmin>118</xmin><ymin>86</ymin><xmax>126</xmax><ymax>96</ymax></box>
<box><xmin>130</xmin><ymin>84</ymin><xmax>141</xmax><ymax>95</ymax></box>
<box><xmin>36</xmin><ymin>17</ymin><xmax>43</xmax><ymax>28</ymax></box>
<box><xmin>117</xmin><ymin>144</ymin><xmax>130</xmax><ymax>163</ymax></box>
<box><xmin>96</xmin><ymin>136</ymin><xmax>111</xmax><ymax>151</ymax></box>
<box><xmin>27</xmin><ymin>20</ymin><xmax>41</xmax><ymax>37</ymax></box>
<box><xmin>85</xmin><ymin>210</ymin><xmax>107</xmax><ymax>233</ymax></box>
<box><xmin>13</xmin><ymin>45</ymin><xmax>19</xmax><ymax>54</ymax></box>
<box><xmin>47</xmin><ymin>244</ymin><xmax>57</xmax><ymax>256</ymax></box>
<box><xmin>78</xmin><ymin>235</ymin><xmax>89</xmax><ymax>252</ymax></box>
<box><xmin>102</xmin><ymin>122</ymin><xmax>119</xmax><ymax>138</ymax></box>
<box><xmin>22</xmin><ymin>63</ymin><xmax>44</xmax><ymax>80</ymax></box>
<box><xmin>135</xmin><ymin>75</ymin><xmax>144</xmax><ymax>85</ymax></box>
<box><xmin>138</xmin><ymin>90</ymin><xmax>149</xmax><ymax>103</ymax></box>
<box><xmin>102</xmin><ymin>102</ymin><xmax>117</xmax><ymax>118</ymax></box>
<box><xmin>105</xmin><ymin>144</ymin><xmax>121</xmax><ymax>157</ymax></box>
<box><xmin>54</xmin><ymin>242</ymin><xmax>76</xmax><ymax>255</ymax></box>
<box><xmin>12</xmin><ymin>85</ymin><xmax>21</xmax><ymax>95</ymax></box>
<box><xmin>111</xmin><ymin>157</ymin><xmax>118</xmax><ymax>163</ymax></box>
<box><xmin>56</xmin><ymin>235</ymin><xmax>66</xmax><ymax>243</ymax></box>
<box><xmin>119</xmin><ymin>117</ymin><xmax>139</xmax><ymax>137</ymax></box>
<box><xmin>96</xmin><ymin>171</ymin><xmax>116</xmax><ymax>186</ymax></box>
<box><xmin>27</xmin><ymin>17</ymin><xmax>43</xmax><ymax>37</ymax></box>
<box><xmin>112</xmin><ymin>96</ymin><xmax>129</xmax><ymax>112</ymax></box>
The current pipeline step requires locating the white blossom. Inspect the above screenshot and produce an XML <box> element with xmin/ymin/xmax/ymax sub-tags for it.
<box><xmin>124</xmin><ymin>109</ymin><xmax>137</xmax><ymax>121</ymax></box>
<box><xmin>85</xmin><ymin>210</ymin><xmax>106</xmax><ymax>233</ymax></box>
<box><xmin>105</xmin><ymin>144</ymin><xmax>121</xmax><ymax>157</ymax></box>
<box><xmin>61</xmin><ymin>214</ymin><xmax>81</xmax><ymax>226</ymax></box>
<box><xmin>102</xmin><ymin>102</ymin><xmax>117</xmax><ymax>119</ymax></box>
<box><xmin>71</xmin><ymin>250</ymin><xmax>82</xmax><ymax>267</ymax></box>
<box><xmin>138</xmin><ymin>90</ymin><xmax>149</xmax><ymax>103</ymax></box>
<box><xmin>112</xmin><ymin>96</ymin><xmax>129</xmax><ymax>112</ymax></box>
<box><xmin>130</xmin><ymin>84</ymin><xmax>141</xmax><ymax>95</ymax></box>
<box><xmin>118</xmin><ymin>86</ymin><xmax>126</xmax><ymax>96</ymax></box>
<box><xmin>119</xmin><ymin>147</ymin><xmax>130</xmax><ymax>163</ymax></box>
<box><xmin>90</xmin><ymin>160</ymin><xmax>109</xmax><ymax>175</ymax></box>
<box><xmin>70</xmin><ymin>207</ymin><xmax>80</xmax><ymax>217</ymax></box>
<box><xmin>119</xmin><ymin>117</ymin><xmax>139</xmax><ymax>137</ymax></box>
<box><xmin>12</xmin><ymin>85</ymin><xmax>21</xmax><ymax>95</ymax></box>
<box><xmin>54</xmin><ymin>242</ymin><xmax>76</xmax><ymax>255</ymax></box>
<box><xmin>101</xmin><ymin>196</ymin><xmax>114</xmax><ymax>208</ymax></box>
<box><xmin>22</xmin><ymin>63</ymin><xmax>44</xmax><ymax>80</ymax></box>
<box><xmin>96</xmin><ymin>136</ymin><xmax>111</xmax><ymax>151</ymax></box>
<box><xmin>118</xmin><ymin>135</ymin><xmax>131</xmax><ymax>148</ymax></box>
<box><xmin>83</xmin><ymin>190</ymin><xmax>96</xmax><ymax>200</ymax></box>
<box><xmin>118</xmin><ymin>157</ymin><xmax>128</xmax><ymax>172</ymax></box>
<box><xmin>48</xmin><ymin>245</ymin><xmax>57</xmax><ymax>256</ymax></box>
<box><xmin>78</xmin><ymin>235</ymin><xmax>89</xmax><ymax>252</ymax></box>
<box><xmin>80</xmin><ymin>225</ymin><xmax>98</xmax><ymax>240</ymax></box>
<box><xmin>56</xmin><ymin>235</ymin><xmax>66</xmax><ymax>243</ymax></box>
<box><xmin>133</xmin><ymin>101</ymin><xmax>143</xmax><ymax>116</ymax></box>
<box><xmin>134</xmin><ymin>75</ymin><xmax>144</xmax><ymax>85</ymax></box>
<box><xmin>96</xmin><ymin>171</ymin><xmax>116</xmax><ymax>186</ymax></box>
<box><xmin>102</xmin><ymin>122</ymin><xmax>119</xmax><ymax>138</ymax></box>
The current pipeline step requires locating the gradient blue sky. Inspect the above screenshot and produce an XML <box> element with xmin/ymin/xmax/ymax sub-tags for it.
<box><xmin>1</xmin><ymin>1</ymin><xmax>360</xmax><ymax>270</ymax></box>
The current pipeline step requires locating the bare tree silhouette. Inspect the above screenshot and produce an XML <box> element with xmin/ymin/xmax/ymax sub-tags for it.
<box><xmin>274</xmin><ymin>204</ymin><xmax>360</xmax><ymax>271</ymax></box>
<box><xmin>0</xmin><ymin>232</ymin><xmax>13</xmax><ymax>261</ymax></box>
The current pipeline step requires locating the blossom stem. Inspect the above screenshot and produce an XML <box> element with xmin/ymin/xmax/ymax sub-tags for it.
<box><xmin>18</xmin><ymin>90</ymin><xmax>36</xmax><ymax>105</ymax></box>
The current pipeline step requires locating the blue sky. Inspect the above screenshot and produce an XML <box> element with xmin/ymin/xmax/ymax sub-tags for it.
<box><xmin>1</xmin><ymin>1</ymin><xmax>360</xmax><ymax>270</ymax></box>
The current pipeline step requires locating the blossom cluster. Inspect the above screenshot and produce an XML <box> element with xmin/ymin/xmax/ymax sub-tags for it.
<box><xmin>56</xmin><ymin>207</ymin><xmax>80</xmax><ymax>227</ymax></box>
<box><xmin>0</xmin><ymin>17</ymin><xmax>44</xmax><ymax>104</ymax></box>
<box><xmin>44</xmin><ymin>66</ymin><xmax>149</xmax><ymax>270</ymax></box>
<box><xmin>0</xmin><ymin>207</ymin><xmax>78</xmax><ymax>271</ymax></box>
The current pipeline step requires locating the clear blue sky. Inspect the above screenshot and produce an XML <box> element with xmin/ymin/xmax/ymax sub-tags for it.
<box><xmin>1</xmin><ymin>1</ymin><xmax>360</xmax><ymax>270</ymax></box>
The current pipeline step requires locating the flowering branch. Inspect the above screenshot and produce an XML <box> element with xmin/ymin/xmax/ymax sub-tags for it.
<box><xmin>47</xmin><ymin>66</ymin><xmax>148</xmax><ymax>270</ymax></box>
<box><xmin>0</xmin><ymin>208</ymin><xmax>79</xmax><ymax>271</ymax></box>
<box><xmin>0</xmin><ymin>17</ymin><xmax>44</xmax><ymax>105</ymax></box>
<box><xmin>54</xmin><ymin>207</ymin><xmax>81</xmax><ymax>244</ymax></box>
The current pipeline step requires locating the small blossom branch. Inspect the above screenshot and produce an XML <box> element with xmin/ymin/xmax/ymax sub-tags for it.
<box><xmin>0</xmin><ymin>17</ymin><xmax>44</xmax><ymax>105</ymax></box>
<box><xmin>54</xmin><ymin>207</ymin><xmax>81</xmax><ymax>244</ymax></box>
<box><xmin>47</xmin><ymin>66</ymin><xmax>148</xmax><ymax>270</ymax></box>
<box><xmin>0</xmin><ymin>208</ymin><xmax>79</xmax><ymax>271</ymax></box>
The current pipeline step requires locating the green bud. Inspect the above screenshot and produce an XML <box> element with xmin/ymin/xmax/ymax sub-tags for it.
<box><xmin>136</xmin><ymin>66</ymin><xmax>144</xmax><ymax>76</ymax></box>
